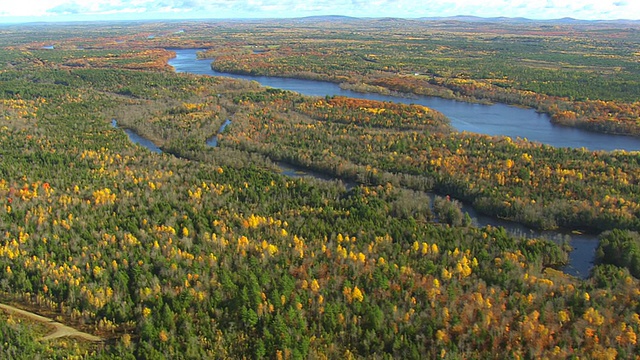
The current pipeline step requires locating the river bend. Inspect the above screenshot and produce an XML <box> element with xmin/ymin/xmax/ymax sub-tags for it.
<box><xmin>110</xmin><ymin>48</ymin><xmax>623</xmax><ymax>278</ymax></box>
<box><xmin>168</xmin><ymin>48</ymin><xmax>640</xmax><ymax>152</ymax></box>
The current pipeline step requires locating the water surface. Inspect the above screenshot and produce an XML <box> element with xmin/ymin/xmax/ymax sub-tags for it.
<box><xmin>166</xmin><ymin>49</ymin><xmax>612</xmax><ymax>278</ymax></box>
<box><xmin>169</xmin><ymin>48</ymin><xmax>640</xmax><ymax>152</ymax></box>
<box><xmin>111</xmin><ymin>119</ymin><xmax>162</xmax><ymax>153</ymax></box>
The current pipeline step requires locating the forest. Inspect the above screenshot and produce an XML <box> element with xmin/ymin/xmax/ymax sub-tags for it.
<box><xmin>0</xmin><ymin>19</ymin><xmax>637</xmax><ymax>359</ymax></box>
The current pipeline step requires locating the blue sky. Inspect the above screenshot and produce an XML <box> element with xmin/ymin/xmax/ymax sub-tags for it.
<box><xmin>0</xmin><ymin>0</ymin><xmax>638</xmax><ymax>23</ymax></box>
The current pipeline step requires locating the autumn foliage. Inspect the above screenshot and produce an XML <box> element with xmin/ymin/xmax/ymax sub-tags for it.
<box><xmin>0</xmin><ymin>20</ymin><xmax>637</xmax><ymax>359</ymax></box>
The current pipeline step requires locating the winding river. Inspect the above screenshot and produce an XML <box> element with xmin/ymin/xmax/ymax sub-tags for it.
<box><xmin>116</xmin><ymin>48</ymin><xmax>639</xmax><ymax>279</ymax></box>
<box><xmin>111</xmin><ymin>120</ymin><xmax>162</xmax><ymax>153</ymax></box>
<box><xmin>168</xmin><ymin>48</ymin><xmax>640</xmax><ymax>152</ymax></box>
<box><xmin>206</xmin><ymin>119</ymin><xmax>232</xmax><ymax>147</ymax></box>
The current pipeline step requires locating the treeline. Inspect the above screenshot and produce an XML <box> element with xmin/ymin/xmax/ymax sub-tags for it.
<box><xmin>596</xmin><ymin>230</ymin><xmax>640</xmax><ymax>278</ymax></box>
<box><xmin>219</xmin><ymin>89</ymin><xmax>640</xmax><ymax>232</ymax></box>
<box><xmin>202</xmin><ymin>21</ymin><xmax>640</xmax><ymax>136</ymax></box>
<box><xmin>0</xmin><ymin>35</ymin><xmax>638</xmax><ymax>359</ymax></box>
<box><xmin>5</xmin><ymin>19</ymin><xmax>640</xmax><ymax>136</ymax></box>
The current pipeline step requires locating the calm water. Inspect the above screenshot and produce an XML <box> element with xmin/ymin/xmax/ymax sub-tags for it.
<box><xmin>111</xmin><ymin>120</ymin><xmax>162</xmax><ymax>153</ymax></box>
<box><xmin>169</xmin><ymin>48</ymin><xmax>640</xmax><ymax>152</ymax></box>
<box><xmin>161</xmin><ymin>49</ymin><xmax>618</xmax><ymax>278</ymax></box>
<box><xmin>271</xmin><ymin>161</ymin><xmax>598</xmax><ymax>278</ymax></box>
<box><xmin>206</xmin><ymin>119</ymin><xmax>232</xmax><ymax>147</ymax></box>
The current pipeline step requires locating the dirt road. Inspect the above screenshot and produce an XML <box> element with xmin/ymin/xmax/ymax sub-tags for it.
<box><xmin>0</xmin><ymin>303</ymin><xmax>103</xmax><ymax>342</ymax></box>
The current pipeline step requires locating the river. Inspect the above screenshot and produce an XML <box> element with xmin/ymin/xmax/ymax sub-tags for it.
<box><xmin>276</xmin><ymin>159</ymin><xmax>597</xmax><ymax>279</ymax></box>
<box><xmin>114</xmin><ymin>120</ymin><xmax>597</xmax><ymax>279</ymax></box>
<box><xmin>113</xmin><ymin>48</ymin><xmax>621</xmax><ymax>278</ymax></box>
<box><xmin>111</xmin><ymin>120</ymin><xmax>162</xmax><ymax>153</ymax></box>
<box><xmin>206</xmin><ymin>119</ymin><xmax>232</xmax><ymax>147</ymax></box>
<box><xmin>168</xmin><ymin>48</ymin><xmax>640</xmax><ymax>152</ymax></box>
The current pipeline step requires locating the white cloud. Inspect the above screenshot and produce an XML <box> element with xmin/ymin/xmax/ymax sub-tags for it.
<box><xmin>0</xmin><ymin>0</ymin><xmax>638</xmax><ymax>20</ymax></box>
<box><xmin>45</xmin><ymin>0</ymin><xmax>202</xmax><ymax>15</ymax></box>
<box><xmin>1</xmin><ymin>0</ymin><xmax>67</xmax><ymax>17</ymax></box>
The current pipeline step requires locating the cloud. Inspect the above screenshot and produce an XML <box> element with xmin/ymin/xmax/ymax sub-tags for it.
<box><xmin>45</xmin><ymin>0</ymin><xmax>203</xmax><ymax>15</ymax></box>
<box><xmin>0</xmin><ymin>0</ymin><xmax>638</xmax><ymax>20</ymax></box>
<box><xmin>48</xmin><ymin>3</ymin><xmax>85</xmax><ymax>15</ymax></box>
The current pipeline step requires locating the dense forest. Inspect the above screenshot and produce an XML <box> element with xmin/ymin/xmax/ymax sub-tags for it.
<box><xmin>0</xmin><ymin>19</ymin><xmax>638</xmax><ymax>359</ymax></box>
<box><xmin>201</xmin><ymin>19</ymin><xmax>640</xmax><ymax>136</ymax></box>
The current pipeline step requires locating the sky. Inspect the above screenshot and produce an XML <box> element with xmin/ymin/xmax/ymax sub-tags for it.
<box><xmin>0</xmin><ymin>0</ymin><xmax>638</xmax><ymax>23</ymax></box>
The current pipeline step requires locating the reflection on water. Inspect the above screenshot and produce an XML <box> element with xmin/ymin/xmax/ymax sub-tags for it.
<box><xmin>276</xmin><ymin>162</ymin><xmax>356</xmax><ymax>191</ymax></box>
<box><xmin>111</xmin><ymin>119</ymin><xmax>162</xmax><ymax>154</ymax></box>
<box><xmin>168</xmin><ymin>49</ymin><xmax>608</xmax><ymax>278</ymax></box>
<box><xmin>206</xmin><ymin>119</ymin><xmax>232</xmax><ymax>147</ymax></box>
<box><xmin>458</xmin><ymin>199</ymin><xmax>596</xmax><ymax>278</ymax></box>
<box><xmin>168</xmin><ymin>48</ymin><xmax>640</xmax><ymax>152</ymax></box>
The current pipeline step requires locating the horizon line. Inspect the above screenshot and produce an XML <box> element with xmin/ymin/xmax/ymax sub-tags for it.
<box><xmin>1</xmin><ymin>14</ymin><xmax>639</xmax><ymax>26</ymax></box>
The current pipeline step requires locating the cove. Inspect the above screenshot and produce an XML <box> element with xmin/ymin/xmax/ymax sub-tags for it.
<box><xmin>279</xmin><ymin>158</ymin><xmax>598</xmax><ymax>279</ymax></box>
<box><xmin>168</xmin><ymin>48</ymin><xmax>640</xmax><ymax>152</ymax></box>
<box><xmin>111</xmin><ymin>119</ymin><xmax>162</xmax><ymax>153</ymax></box>
<box><xmin>206</xmin><ymin>119</ymin><xmax>232</xmax><ymax>147</ymax></box>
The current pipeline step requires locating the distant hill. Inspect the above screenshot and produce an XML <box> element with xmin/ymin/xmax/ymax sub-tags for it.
<box><xmin>418</xmin><ymin>15</ymin><xmax>530</xmax><ymax>22</ymax></box>
<box><xmin>417</xmin><ymin>15</ymin><xmax>640</xmax><ymax>25</ymax></box>
<box><xmin>288</xmin><ymin>15</ymin><xmax>640</xmax><ymax>26</ymax></box>
<box><xmin>296</xmin><ymin>15</ymin><xmax>360</xmax><ymax>22</ymax></box>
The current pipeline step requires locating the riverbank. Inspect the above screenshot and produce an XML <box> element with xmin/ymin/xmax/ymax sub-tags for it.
<box><xmin>169</xmin><ymin>49</ymin><xmax>640</xmax><ymax>152</ymax></box>
<box><xmin>103</xmin><ymin>48</ymin><xmax>640</xmax><ymax>280</ymax></box>
<box><xmin>113</xmin><ymin>118</ymin><xmax>594</xmax><ymax>279</ymax></box>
